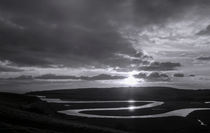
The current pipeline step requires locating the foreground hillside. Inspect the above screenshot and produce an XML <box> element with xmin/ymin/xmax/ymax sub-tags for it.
<box><xmin>0</xmin><ymin>92</ymin><xmax>126</xmax><ymax>133</ymax></box>
<box><xmin>1</xmin><ymin>87</ymin><xmax>210</xmax><ymax>133</ymax></box>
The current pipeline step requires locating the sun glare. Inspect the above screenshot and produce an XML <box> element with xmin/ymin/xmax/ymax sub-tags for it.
<box><xmin>128</xmin><ymin>99</ymin><xmax>135</xmax><ymax>103</ymax></box>
<box><xmin>118</xmin><ymin>71</ymin><xmax>144</xmax><ymax>86</ymax></box>
<box><xmin>128</xmin><ymin>105</ymin><xmax>136</xmax><ymax>111</ymax></box>
<box><xmin>123</xmin><ymin>75</ymin><xmax>139</xmax><ymax>86</ymax></box>
<box><xmin>121</xmin><ymin>71</ymin><xmax>144</xmax><ymax>86</ymax></box>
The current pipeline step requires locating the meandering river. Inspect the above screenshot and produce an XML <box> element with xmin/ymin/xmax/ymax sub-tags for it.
<box><xmin>38</xmin><ymin>96</ymin><xmax>210</xmax><ymax>119</ymax></box>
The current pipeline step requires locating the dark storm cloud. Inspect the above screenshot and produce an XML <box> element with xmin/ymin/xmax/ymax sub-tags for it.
<box><xmin>138</xmin><ymin>62</ymin><xmax>181</xmax><ymax>71</ymax></box>
<box><xmin>0</xmin><ymin>66</ymin><xmax>22</xmax><ymax>72</ymax></box>
<box><xmin>197</xmin><ymin>25</ymin><xmax>210</xmax><ymax>35</ymax></box>
<box><xmin>0</xmin><ymin>60</ymin><xmax>23</xmax><ymax>72</ymax></box>
<box><xmin>147</xmin><ymin>72</ymin><xmax>170</xmax><ymax>81</ymax></box>
<box><xmin>196</xmin><ymin>56</ymin><xmax>210</xmax><ymax>61</ymax></box>
<box><xmin>173</xmin><ymin>73</ymin><xmax>184</xmax><ymax>77</ymax></box>
<box><xmin>135</xmin><ymin>72</ymin><xmax>170</xmax><ymax>81</ymax></box>
<box><xmin>0</xmin><ymin>0</ymin><xmax>207</xmax><ymax>68</ymax></box>
<box><xmin>0</xmin><ymin>0</ymin><xmax>138</xmax><ymax>68</ymax></box>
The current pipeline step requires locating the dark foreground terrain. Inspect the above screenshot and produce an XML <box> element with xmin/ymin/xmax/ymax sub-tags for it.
<box><xmin>1</xmin><ymin>87</ymin><xmax>210</xmax><ymax>133</ymax></box>
<box><xmin>0</xmin><ymin>92</ymin><xmax>127</xmax><ymax>133</ymax></box>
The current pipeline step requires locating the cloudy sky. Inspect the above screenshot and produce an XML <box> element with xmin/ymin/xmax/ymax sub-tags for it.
<box><xmin>0</xmin><ymin>0</ymin><xmax>210</xmax><ymax>80</ymax></box>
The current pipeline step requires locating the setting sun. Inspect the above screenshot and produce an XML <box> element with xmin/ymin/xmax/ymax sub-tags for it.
<box><xmin>123</xmin><ymin>75</ymin><xmax>139</xmax><ymax>86</ymax></box>
<box><xmin>121</xmin><ymin>71</ymin><xmax>143</xmax><ymax>86</ymax></box>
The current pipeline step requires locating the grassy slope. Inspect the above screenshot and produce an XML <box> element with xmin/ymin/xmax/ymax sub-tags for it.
<box><xmin>0</xmin><ymin>92</ymin><xmax>127</xmax><ymax>133</ymax></box>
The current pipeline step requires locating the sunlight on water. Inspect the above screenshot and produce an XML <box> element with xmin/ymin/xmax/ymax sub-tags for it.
<box><xmin>37</xmin><ymin>96</ymin><xmax>210</xmax><ymax>119</ymax></box>
<box><xmin>128</xmin><ymin>105</ymin><xmax>136</xmax><ymax>111</ymax></box>
<box><xmin>128</xmin><ymin>99</ymin><xmax>135</xmax><ymax>103</ymax></box>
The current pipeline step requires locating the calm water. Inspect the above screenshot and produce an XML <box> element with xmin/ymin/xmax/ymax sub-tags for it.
<box><xmin>37</xmin><ymin>96</ymin><xmax>210</xmax><ymax>119</ymax></box>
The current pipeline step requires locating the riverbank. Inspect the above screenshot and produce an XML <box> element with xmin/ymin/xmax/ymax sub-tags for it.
<box><xmin>1</xmin><ymin>87</ymin><xmax>210</xmax><ymax>133</ymax></box>
<box><xmin>0</xmin><ymin>92</ymin><xmax>127</xmax><ymax>133</ymax></box>
<box><xmin>28</xmin><ymin>87</ymin><xmax>210</xmax><ymax>133</ymax></box>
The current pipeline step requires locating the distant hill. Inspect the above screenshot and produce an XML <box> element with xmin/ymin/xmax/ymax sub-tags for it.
<box><xmin>8</xmin><ymin>75</ymin><xmax>34</xmax><ymax>80</ymax></box>
<box><xmin>8</xmin><ymin>74</ymin><xmax>126</xmax><ymax>80</ymax></box>
<box><xmin>86</xmin><ymin>74</ymin><xmax>125</xmax><ymax>80</ymax></box>
<box><xmin>35</xmin><ymin>74</ymin><xmax>79</xmax><ymax>79</ymax></box>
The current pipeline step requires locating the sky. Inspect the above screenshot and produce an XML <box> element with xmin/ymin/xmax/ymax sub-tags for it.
<box><xmin>0</xmin><ymin>0</ymin><xmax>210</xmax><ymax>82</ymax></box>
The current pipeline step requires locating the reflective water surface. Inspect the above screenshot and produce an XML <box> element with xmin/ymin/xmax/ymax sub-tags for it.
<box><xmin>38</xmin><ymin>96</ymin><xmax>210</xmax><ymax>119</ymax></box>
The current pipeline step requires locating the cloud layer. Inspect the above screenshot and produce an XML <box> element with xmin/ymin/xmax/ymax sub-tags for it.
<box><xmin>196</xmin><ymin>56</ymin><xmax>210</xmax><ymax>61</ymax></box>
<box><xmin>0</xmin><ymin>60</ymin><xmax>22</xmax><ymax>72</ymax></box>
<box><xmin>135</xmin><ymin>72</ymin><xmax>170</xmax><ymax>81</ymax></box>
<box><xmin>197</xmin><ymin>25</ymin><xmax>210</xmax><ymax>35</ymax></box>
<box><xmin>0</xmin><ymin>0</ymin><xmax>210</xmax><ymax>75</ymax></box>
<box><xmin>0</xmin><ymin>0</ymin><xmax>140</xmax><ymax>68</ymax></box>
<box><xmin>139</xmin><ymin>62</ymin><xmax>181</xmax><ymax>71</ymax></box>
